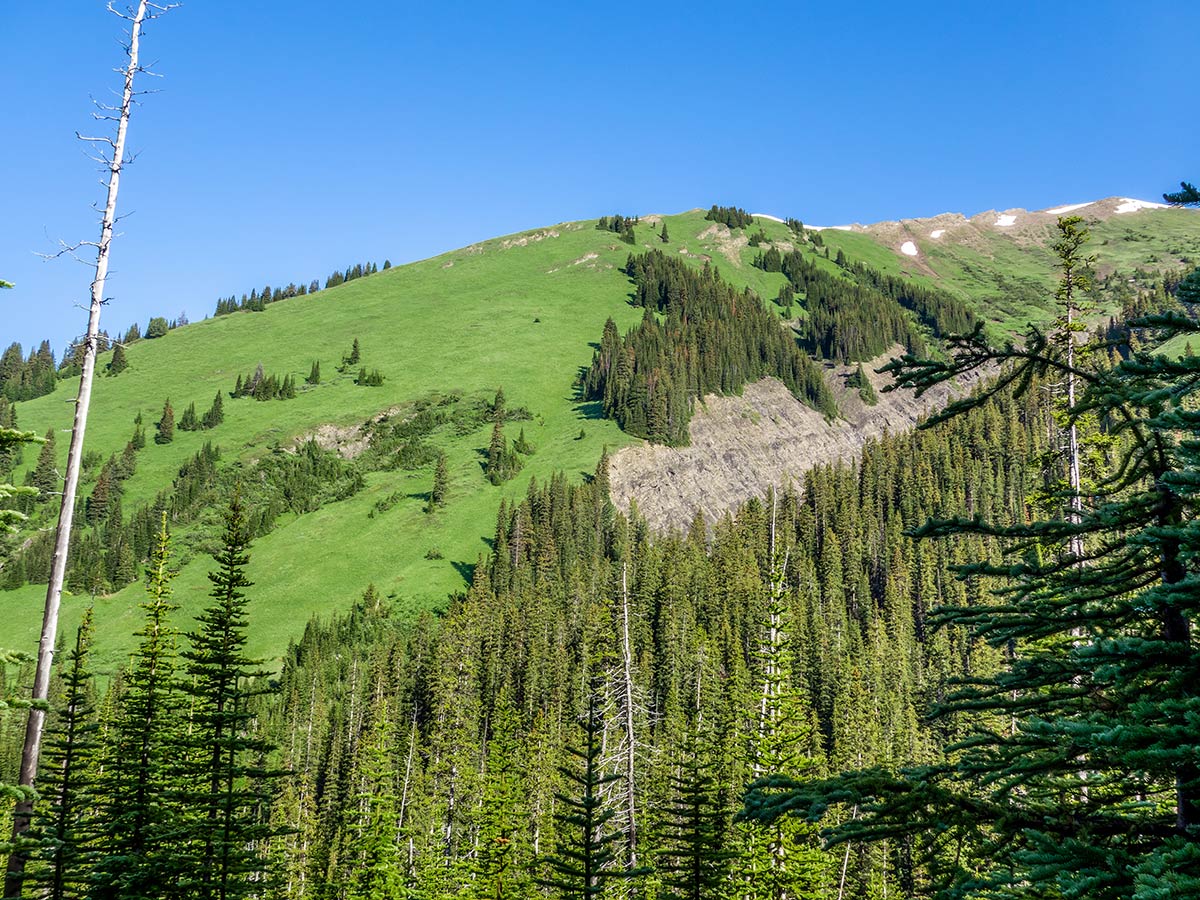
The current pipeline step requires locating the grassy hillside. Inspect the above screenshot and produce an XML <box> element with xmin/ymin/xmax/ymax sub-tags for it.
<box><xmin>2</xmin><ymin>211</ymin><xmax>816</xmax><ymax>672</ymax></box>
<box><xmin>6</xmin><ymin>205</ymin><xmax>1197</xmax><ymax>674</ymax></box>
<box><xmin>817</xmin><ymin>205</ymin><xmax>1200</xmax><ymax>333</ymax></box>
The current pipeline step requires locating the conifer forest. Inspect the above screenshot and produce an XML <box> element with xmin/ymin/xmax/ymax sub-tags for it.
<box><xmin>3</xmin><ymin>4</ymin><xmax>1200</xmax><ymax>900</ymax></box>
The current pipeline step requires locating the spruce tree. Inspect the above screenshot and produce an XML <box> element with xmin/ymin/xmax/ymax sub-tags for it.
<box><xmin>201</xmin><ymin>390</ymin><xmax>224</xmax><ymax>429</ymax></box>
<box><xmin>661</xmin><ymin>222</ymin><xmax>670</xmax><ymax>243</ymax></box>
<box><xmin>155</xmin><ymin>399</ymin><xmax>174</xmax><ymax>444</ymax></box>
<box><xmin>743</xmin><ymin>203</ymin><xmax>1200</xmax><ymax>900</ymax></box>
<box><xmin>431</xmin><ymin>452</ymin><xmax>448</xmax><ymax>509</ymax></box>
<box><xmin>658</xmin><ymin>730</ymin><xmax>734</xmax><ymax>900</ymax></box>
<box><xmin>90</xmin><ymin>515</ymin><xmax>187</xmax><ymax>898</ymax></box>
<box><xmin>26</xmin><ymin>608</ymin><xmax>100</xmax><ymax>900</ymax></box>
<box><xmin>306</xmin><ymin>360</ymin><xmax>321</xmax><ymax>385</ymax></box>
<box><xmin>345</xmin><ymin>699</ymin><xmax>405</xmax><ymax>900</ymax></box>
<box><xmin>176</xmin><ymin>492</ymin><xmax>282</xmax><ymax>900</ymax></box>
<box><xmin>106</xmin><ymin>343</ymin><xmax>128</xmax><ymax>376</ymax></box>
<box><xmin>540</xmin><ymin>689</ymin><xmax>647</xmax><ymax>900</ymax></box>
<box><xmin>178</xmin><ymin>401</ymin><xmax>199</xmax><ymax>432</ymax></box>
<box><xmin>31</xmin><ymin>427</ymin><xmax>58</xmax><ymax>497</ymax></box>
<box><xmin>475</xmin><ymin>691</ymin><xmax>529</xmax><ymax>900</ymax></box>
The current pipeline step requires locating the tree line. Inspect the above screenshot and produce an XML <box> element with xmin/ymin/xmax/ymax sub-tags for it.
<box><xmin>582</xmin><ymin>250</ymin><xmax>836</xmax><ymax>445</ymax></box>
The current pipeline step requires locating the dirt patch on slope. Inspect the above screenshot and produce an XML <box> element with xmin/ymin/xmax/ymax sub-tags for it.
<box><xmin>608</xmin><ymin>347</ymin><xmax>989</xmax><ymax>532</ymax></box>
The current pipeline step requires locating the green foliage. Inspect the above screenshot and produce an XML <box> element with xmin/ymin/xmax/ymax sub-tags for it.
<box><xmin>25</xmin><ymin>608</ymin><xmax>99</xmax><ymax>900</ymax></box>
<box><xmin>145</xmin><ymin>316</ymin><xmax>169</xmax><ymax>339</ymax></box>
<box><xmin>743</xmin><ymin>219</ymin><xmax>1200</xmax><ymax>900</ymax></box>
<box><xmin>305</xmin><ymin>360</ymin><xmax>320</xmax><ymax>385</ymax></box>
<box><xmin>847</xmin><ymin>364</ymin><xmax>877</xmax><ymax>405</ymax></box>
<box><xmin>583</xmin><ymin>251</ymin><xmax>836</xmax><ymax>444</ymax></box>
<box><xmin>597</xmin><ymin>214</ymin><xmax>639</xmax><ymax>245</ymax></box>
<box><xmin>704</xmin><ymin>205</ymin><xmax>753</xmax><ymax>229</ymax></box>
<box><xmin>155</xmin><ymin>398</ymin><xmax>175</xmax><ymax>444</ymax></box>
<box><xmin>0</xmin><ymin>339</ymin><xmax>57</xmax><ymax>402</ymax></box>
<box><xmin>485</xmin><ymin>421</ymin><xmax>523</xmax><ymax>484</ymax></box>
<box><xmin>430</xmin><ymin>452</ymin><xmax>449</xmax><ymax>510</ymax></box>
<box><xmin>540</xmin><ymin>688</ymin><xmax>647</xmax><ymax>899</ymax></box>
<box><xmin>175</xmin><ymin>493</ymin><xmax>281</xmax><ymax>897</ymax></box>
<box><xmin>106</xmin><ymin>343</ymin><xmax>128</xmax><ymax>376</ymax></box>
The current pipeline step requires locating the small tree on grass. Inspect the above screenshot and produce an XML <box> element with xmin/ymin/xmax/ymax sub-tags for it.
<box><xmin>306</xmin><ymin>360</ymin><xmax>320</xmax><ymax>385</ymax></box>
<box><xmin>430</xmin><ymin>452</ymin><xmax>449</xmax><ymax>510</ymax></box>
<box><xmin>155</xmin><ymin>399</ymin><xmax>175</xmax><ymax>444</ymax></box>
<box><xmin>106</xmin><ymin>343</ymin><xmax>128</xmax><ymax>375</ymax></box>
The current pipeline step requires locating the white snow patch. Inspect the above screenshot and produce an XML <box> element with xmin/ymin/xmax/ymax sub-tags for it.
<box><xmin>751</xmin><ymin>213</ymin><xmax>784</xmax><ymax>223</ymax></box>
<box><xmin>900</xmin><ymin>241</ymin><xmax>918</xmax><ymax>257</ymax></box>
<box><xmin>994</xmin><ymin>214</ymin><xmax>1017</xmax><ymax>227</ymax></box>
<box><xmin>1044</xmin><ymin>201</ymin><xmax>1093</xmax><ymax>215</ymax></box>
<box><xmin>930</xmin><ymin>229</ymin><xmax>945</xmax><ymax>239</ymax></box>
<box><xmin>809</xmin><ymin>225</ymin><xmax>854</xmax><ymax>232</ymax></box>
<box><xmin>1115</xmin><ymin>198</ymin><xmax>1169</xmax><ymax>214</ymax></box>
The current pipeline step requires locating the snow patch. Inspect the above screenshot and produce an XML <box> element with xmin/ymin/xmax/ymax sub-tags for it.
<box><xmin>994</xmin><ymin>214</ymin><xmax>1017</xmax><ymax>227</ymax></box>
<box><xmin>751</xmin><ymin>213</ymin><xmax>784</xmax><ymax>223</ymax></box>
<box><xmin>1045</xmin><ymin>201</ymin><xmax>1093</xmax><ymax>215</ymax></box>
<box><xmin>900</xmin><ymin>241</ymin><xmax>918</xmax><ymax>257</ymax></box>
<box><xmin>808</xmin><ymin>225</ymin><xmax>854</xmax><ymax>232</ymax></box>
<box><xmin>930</xmin><ymin>229</ymin><xmax>945</xmax><ymax>239</ymax></box>
<box><xmin>1115</xmin><ymin>198</ymin><xmax>1169</xmax><ymax>214</ymax></box>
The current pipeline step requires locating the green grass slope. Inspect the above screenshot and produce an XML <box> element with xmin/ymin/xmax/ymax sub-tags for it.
<box><xmin>3</xmin><ymin>210</ymin><xmax>814</xmax><ymax>672</ymax></box>
<box><xmin>816</xmin><ymin>205</ymin><xmax>1200</xmax><ymax>333</ymax></box>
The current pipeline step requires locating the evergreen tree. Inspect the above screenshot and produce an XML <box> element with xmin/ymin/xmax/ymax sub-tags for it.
<box><xmin>90</xmin><ymin>516</ymin><xmax>187</xmax><ymax>898</ymax></box>
<box><xmin>201</xmin><ymin>390</ymin><xmax>224</xmax><ymax>429</ymax></box>
<box><xmin>430</xmin><ymin>452</ymin><xmax>448</xmax><ymax>509</ymax></box>
<box><xmin>31</xmin><ymin>426</ymin><xmax>58</xmax><ymax>496</ymax></box>
<box><xmin>107</xmin><ymin>343</ymin><xmax>128</xmax><ymax>376</ymax></box>
<box><xmin>660</xmin><ymin>222</ymin><xmax>670</xmax><ymax>243</ymax></box>
<box><xmin>345</xmin><ymin>699</ymin><xmax>406</xmax><ymax>900</ymax></box>
<box><xmin>26</xmin><ymin>608</ymin><xmax>100</xmax><ymax>900</ymax></box>
<box><xmin>347</xmin><ymin>338</ymin><xmax>361</xmax><ymax>366</ymax></box>
<box><xmin>306</xmin><ymin>360</ymin><xmax>321</xmax><ymax>386</ymax></box>
<box><xmin>176</xmin><ymin>493</ymin><xmax>282</xmax><ymax>899</ymax></box>
<box><xmin>658</xmin><ymin>731</ymin><xmax>734</xmax><ymax>900</ymax></box>
<box><xmin>178</xmin><ymin>402</ymin><xmax>199</xmax><ymax>432</ymax></box>
<box><xmin>155</xmin><ymin>399</ymin><xmax>175</xmax><ymax>444</ymax></box>
<box><xmin>540</xmin><ymin>689</ymin><xmax>647</xmax><ymax>900</ymax></box>
<box><xmin>475</xmin><ymin>691</ymin><xmax>529</xmax><ymax>900</ymax></box>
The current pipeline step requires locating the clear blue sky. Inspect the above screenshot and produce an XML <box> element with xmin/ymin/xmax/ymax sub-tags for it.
<box><xmin>2</xmin><ymin>1</ymin><xmax>1196</xmax><ymax>353</ymax></box>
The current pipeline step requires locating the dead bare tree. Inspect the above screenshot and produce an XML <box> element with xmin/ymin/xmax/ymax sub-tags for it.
<box><xmin>4</xmin><ymin>3</ymin><xmax>175</xmax><ymax>894</ymax></box>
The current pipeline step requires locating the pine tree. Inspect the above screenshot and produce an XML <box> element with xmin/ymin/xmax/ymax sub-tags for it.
<box><xmin>306</xmin><ymin>360</ymin><xmax>321</xmax><ymax>385</ymax></box>
<box><xmin>0</xmin><ymin>405</ymin><xmax>37</xmax><ymax>534</ymax></box>
<box><xmin>201</xmin><ymin>390</ymin><xmax>224</xmax><ymax>429</ymax></box>
<box><xmin>106</xmin><ymin>343</ymin><xmax>128</xmax><ymax>376</ymax></box>
<box><xmin>90</xmin><ymin>515</ymin><xmax>187</xmax><ymax>898</ymax></box>
<box><xmin>176</xmin><ymin>492</ymin><xmax>282</xmax><ymax>899</ymax></box>
<box><xmin>26</xmin><ymin>608</ymin><xmax>100</xmax><ymax>900</ymax></box>
<box><xmin>474</xmin><ymin>691</ymin><xmax>529</xmax><ymax>900</ymax></box>
<box><xmin>345</xmin><ymin>699</ymin><xmax>406</xmax><ymax>900</ymax></box>
<box><xmin>178</xmin><ymin>401</ymin><xmax>199</xmax><ymax>432</ymax></box>
<box><xmin>347</xmin><ymin>338</ymin><xmax>361</xmax><ymax>366</ymax></box>
<box><xmin>661</xmin><ymin>222</ymin><xmax>670</xmax><ymax>243</ymax></box>
<box><xmin>31</xmin><ymin>427</ymin><xmax>58</xmax><ymax>496</ymax></box>
<box><xmin>540</xmin><ymin>689</ymin><xmax>647</xmax><ymax>900</ymax></box>
<box><xmin>430</xmin><ymin>452</ymin><xmax>448</xmax><ymax>509</ymax></box>
<box><xmin>155</xmin><ymin>399</ymin><xmax>175</xmax><ymax>444</ymax></box>
<box><xmin>658</xmin><ymin>730</ymin><xmax>734</xmax><ymax>900</ymax></box>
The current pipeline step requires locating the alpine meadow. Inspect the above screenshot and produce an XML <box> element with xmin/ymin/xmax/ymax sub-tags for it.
<box><xmin>2</xmin><ymin>4</ymin><xmax>1199</xmax><ymax>900</ymax></box>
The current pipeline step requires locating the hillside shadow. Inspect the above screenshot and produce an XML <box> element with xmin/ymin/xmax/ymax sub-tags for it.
<box><xmin>451</xmin><ymin>559</ymin><xmax>476</xmax><ymax>584</ymax></box>
<box><xmin>573</xmin><ymin>400</ymin><xmax>604</xmax><ymax>421</ymax></box>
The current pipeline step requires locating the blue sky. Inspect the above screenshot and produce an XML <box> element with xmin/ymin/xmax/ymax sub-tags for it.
<box><xmin>2</xmin><ymin>1</ymin><xmax>1196</xmax><ymax>352</ymax></box>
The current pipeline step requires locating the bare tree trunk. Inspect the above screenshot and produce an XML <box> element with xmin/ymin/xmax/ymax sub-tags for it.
<box><xmin>619</xmin><ymin>563</ymin><xmax>639</xmax><ymax>870</ymax></box>
<box><xmin>4</xmin><ymin>4</ymin><xmax>168</xmax><ymax>894</ymax></box>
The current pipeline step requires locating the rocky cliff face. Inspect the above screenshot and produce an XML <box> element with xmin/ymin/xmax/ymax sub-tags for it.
<box><xmin>608</xmin><ymin>346</ymin><xmax>987</xmax><ymax>532</ymax></box>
